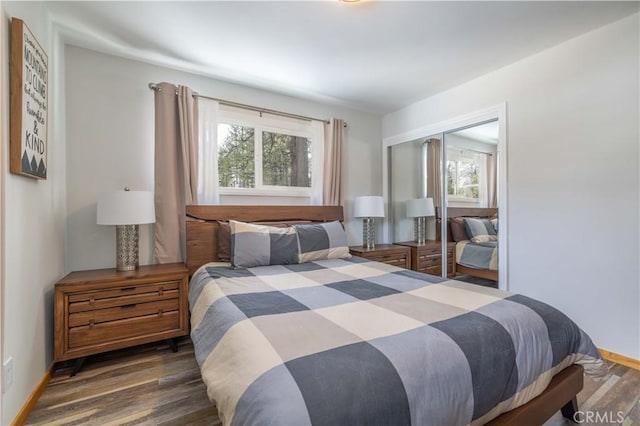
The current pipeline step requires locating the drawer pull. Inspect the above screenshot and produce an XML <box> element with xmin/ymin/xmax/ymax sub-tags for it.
<box><xmin>89</xmin><ymin>320</ymin><xmax>95</xmax><ymax>329</ymax></box>
<box><xmin>158</xmin><ymin>309</ymin><xmax>164</xmax><ymax>317</ymax></box>
<box><xmin>121</xmin><ymin>286</ymin><xmax>136</xmax><ymax>291</ymax></box>
<box><xmin>158</xmin><ymin>287</ymin><xmax>164</xmax><ymax>296</ymax></box>
<box><xmin>121</xmin><ymin>304</ymin><xmax>137</xmax><ymax>309</ymax></box>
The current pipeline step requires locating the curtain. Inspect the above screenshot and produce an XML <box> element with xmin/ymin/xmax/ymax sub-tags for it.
<box><xmin>197</xmin><ymin>98</ymin><xmax>220</xmax><ymax>204</ymax></box>
<box><xmin>323</xmin><ymin>118</ymin><xmax>344</xmax><ymax>206</ymax></box>
<box><xmin>153</xmin><ymin>83</ymin><xmax>199</xmax><ymax>264</ymax></box>
<box><xmin>426</xmin><ymin>138</ymin><xmax>442</xmax><ymax>208</ymax></box>
<box><xmin>487</xmin><ymin>151</ymin><xmax>498</xmax><ymax>208</ymax></box>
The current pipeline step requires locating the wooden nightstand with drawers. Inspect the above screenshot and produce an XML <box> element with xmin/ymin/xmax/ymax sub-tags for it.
<box><xmin>349</xmin><ymin>244</ymin><xmax>411</xmax><ymax>269</ymax></box>
<box><xmin>54</xmin><ymin>263</ymin><xmax>189</xmax><ymax>375</ymax></box>
<box><xmin>395</xmin><ymin>240</ymin><xmax>456</xmax><ymax>277</ymax></box>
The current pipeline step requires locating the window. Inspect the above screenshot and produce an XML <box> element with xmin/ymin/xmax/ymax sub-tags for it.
<box><xmin>446</xmin><ymin>149</ymin><xmax>484</xmax><ymax>203</ymax></box>
<box><xmin>200</xmin><ymin>102</ymin><xmax>323</xmax><ymax>201</ymax></box>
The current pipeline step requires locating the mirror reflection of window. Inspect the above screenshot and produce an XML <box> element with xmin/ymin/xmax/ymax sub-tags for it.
<box><xmin>445</xmin><ymin>121</ymin><xmax>498</xmax><ymax>209</ymax></box>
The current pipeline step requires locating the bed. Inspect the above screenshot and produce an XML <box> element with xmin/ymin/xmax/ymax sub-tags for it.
<box><xmin>439</xmin><ymin>207</ymin><xmax>499</xmax><ymax>282</ymax></box>
<box><xmin>186</xmin><ymin>205</ymin><xmax>605</xmax><ymax>426</ymax></box>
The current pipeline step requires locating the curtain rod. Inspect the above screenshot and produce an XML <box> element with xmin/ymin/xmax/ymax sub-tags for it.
<box><xmin>448</xmin><ymin>145</ymin><xmax>494</xmax><ymax>156</ymax></box>
<box><xmin>148</xmin><ymin>83</ymin><xmax>347</xmax><ymax>127</ymax></box>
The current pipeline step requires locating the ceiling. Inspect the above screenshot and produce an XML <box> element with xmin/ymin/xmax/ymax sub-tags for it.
<box><xmin>452</xmin><ymin>121</ymin><xmax>498</xmax><ymax>145</ymax></box>
<box><xmin>43</xmin><ymin>1</ymin><xmax>639</xmax><ymax>113</ymax></box>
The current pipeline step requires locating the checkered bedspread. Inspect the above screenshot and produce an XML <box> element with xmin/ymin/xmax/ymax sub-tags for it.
<box><xmin>456</xmin><ymin>240</ymin><xmax>498</xmax><ymax>271</ymax></box>
<box><xmin>189</xmin><ymin>257</ymin><xmax>605</xmax><ymax>426</ymax></box>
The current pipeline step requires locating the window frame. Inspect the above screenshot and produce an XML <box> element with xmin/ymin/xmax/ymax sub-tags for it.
<box><xmin>215</xmin><ymin>108</ymin><xmax>323</xmax><ymax>198</ymax></box>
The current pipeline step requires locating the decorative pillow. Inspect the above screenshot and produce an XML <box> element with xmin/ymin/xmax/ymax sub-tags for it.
<box><xmin>230</xmin><ymin>220</ymin><xmax>299</xmax><ymax>268</ymax></box>
<box><xmin>450</xmin><ymin>217</ymin><xmax>471</xmax><ymax>242</ymax></box>
<box><xmin>491</xmin><ymin>218</ymin><xmax>498</xmax><ymax>233</ymax></box>
<box><xmin>463</xmin><ymin>217</ymin><xmax>498</xmax><ymax>244</ymax></box>
<box><xmin>218</xmin><ymin>220</ymin><xmax>300</xmax><ymax>262</ymax></box>
<box><xmin>294</xmin><ymin>221</ymin><xmax>350</xmax><ymax>263</ymax></box>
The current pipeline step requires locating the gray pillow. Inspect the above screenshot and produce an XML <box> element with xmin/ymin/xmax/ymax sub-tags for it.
<box><xmin>230</xmin><ymin>220</ymin><xmax>299</xmax><ymax>268</ymax></box>
<box><xmin>294</xmin><ymin>221</ymin><xmax>350</xmax><ymax>263</ymax></box>
<box><xmin>463</xmin><ymin>217</ymin><xmax>498</xmax><ymax>243</ymax></box>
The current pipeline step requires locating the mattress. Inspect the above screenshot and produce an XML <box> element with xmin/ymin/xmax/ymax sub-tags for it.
<box><xmin>189</xmin><ymin>257</ymin><xmax>605</xmax><ymax>425</ymax></box>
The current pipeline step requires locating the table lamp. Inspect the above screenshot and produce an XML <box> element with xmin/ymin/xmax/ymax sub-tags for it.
<box><xmin>354</xmin><ymin>195</ymin><xmax>384</xmax><ymax>249</ymax></box>
<box><xmin>406</xmin><ymin>197</ymin><xmax>435</xmax><ymax>245</ymax></box>
<box><xmin>97</xmin><ymin>188</ymin><xmax>155</xmax><ymax>271</ymax></box>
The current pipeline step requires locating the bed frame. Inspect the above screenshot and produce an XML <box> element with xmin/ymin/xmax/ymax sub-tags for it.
<box><xmin>185</xmin><ymin>205</ymin><xmax>582</xmax><ymax>425</ymax></box>
<box><xmin>438</xmin><ymin>207</ymin><xmax>499</xmax><ymax>282</ymax></box>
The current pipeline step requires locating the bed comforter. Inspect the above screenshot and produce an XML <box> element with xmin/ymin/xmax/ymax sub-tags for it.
<box><xmin>189</xmin><ymin>257</ymin><xmax>605</xmax><ymax>426</ymax></box>
<box><xmin>456</xmin><ymin>240</ymin><xmax>498</xmax><ymax>271</ymax></box>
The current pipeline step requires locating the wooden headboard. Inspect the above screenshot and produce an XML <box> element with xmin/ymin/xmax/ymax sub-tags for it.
<box><xmin>185</xmin><ymin>205</ymin><xmax>344</xmax><ymax>276</ymax></box>
<box><xmin>436</xmin><ymin>207</ymin><xmax>498</xmax><ymax>242</ymax></box>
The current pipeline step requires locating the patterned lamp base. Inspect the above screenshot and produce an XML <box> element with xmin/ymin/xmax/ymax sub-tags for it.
<box><xmin>362</xmin><ymin>217</ymin><xmax>376</xmax><ymax>249</ymax></box>
<box><xmin>116</xmin><ymin>225</ymin><xmax>139</xmax><ymax>271</ymax></box>
<box><xmin>414</xmin><ymin>217</ymin><xmax>426</xmax><ymax>245</ymax></box>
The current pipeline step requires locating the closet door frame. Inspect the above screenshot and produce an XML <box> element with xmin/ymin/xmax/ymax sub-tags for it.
<box><xmin>382</xmin><ymin>103</ymin><xmax>508</xmax><ymax>290</ymax></box>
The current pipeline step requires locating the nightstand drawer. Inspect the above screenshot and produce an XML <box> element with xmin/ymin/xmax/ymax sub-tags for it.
<box><xmin>368</xmin><ymin>254</ymin><xmax>408</xmax><ymax>267</ymax></box>
<box><xmin>68</xmin><ymin>281</ymin><xmax>180</xmax><ymax>303</ymax></box>
<box><xmin>69</xmin><ymin>286</ymin><xmax>180</xmax><ymax>313</ymax></box>
<box><xmin>420</xmin><ymin>265</ymin><xmax>443</xmax><ymax>276</ymax></box>
<box><xmin>68</xmin><ymin>310</ymin><xmax>180</xmax><ymax>349</ymax></box>
<box><xmin>69</xmin><ymin>299</ymin><xmax>180</xmax><ymax>327</ymax></box>
<box><xmin>418</xmin><ymin>255</ymin><xmax>441</xmax><ymax>268</ymax></box>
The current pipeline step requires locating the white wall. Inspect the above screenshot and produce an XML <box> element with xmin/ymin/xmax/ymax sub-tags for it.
<box><xmin>65</xmin><ymin>46</ymin><xmax>382</xmax><ymax>272</ymax></box>
<box><xmin>389</xmin><ymin>139</ymin><xmax>423</xmax><ymax>242</ymax></box>
<box><xmin>1</xmin><ymin>2</ymin><xmax>66</xmax><ymax>423</ymax></box>
<box><xmin>383</xmin><ymin>15</ymin><xmax>639</xmax><ymax>359</ymax></box>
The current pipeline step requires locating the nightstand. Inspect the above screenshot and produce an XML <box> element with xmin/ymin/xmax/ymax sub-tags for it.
<box><xmin>349</xmin><ymin>244</ymin><xmax>411</xmax><ymax>269</ymax></box>
<box><xmin>395</xmin><ymin>241</ymin><xmax>456</xmax><ymax>277</ymax></box>
<box><xmin>54</xmin><ymin>263</ymin><xmax>189</xmax><ymax>375</ymax></box>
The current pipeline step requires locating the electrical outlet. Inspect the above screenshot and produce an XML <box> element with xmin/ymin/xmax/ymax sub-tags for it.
<box><xmin>3</xmin><ymin>357</ymin><xmax>14</xmax><ymax>393</ymax></box>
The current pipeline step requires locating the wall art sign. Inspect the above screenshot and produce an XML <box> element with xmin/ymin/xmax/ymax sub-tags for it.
<box><xmin>10</xmin><ymin>18</ymin><xmax>48</xmax><ymax>179</ymax></box>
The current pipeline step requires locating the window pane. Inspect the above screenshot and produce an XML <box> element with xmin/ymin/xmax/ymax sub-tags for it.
<box><xmin>218</xmin><ymin>124</ymin><xmax>255</xmax><ymax>188</ymax></box>
<box><xmin>262</xmin><ymin>131</ymin><xmax>311</xmax><ymax>188</ymax></box>
<box><xmin>457</xmin><ymin>161</ymin><xmax>479</xmax><ymax>199</ymax></box>
<box><xmin>446</xmin><ymin>161</ymin><xmax>456</xmax><ymax>195</ymax></box>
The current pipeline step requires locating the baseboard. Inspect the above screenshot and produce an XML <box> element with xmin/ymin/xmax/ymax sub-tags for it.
<box><xmin>10</xmin><ymin>362</ymin><xmax>56</xmax><ymax>426</ymax></box>
<box><xmin>599</xmin><ymin>348</ymin><xmax>640</xmax><ymax>371</ymax></box>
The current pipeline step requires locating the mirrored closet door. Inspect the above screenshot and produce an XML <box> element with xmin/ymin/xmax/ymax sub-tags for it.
<box><xmin>388</xmin><ymin>119</ymin><xmax>501</xmax><ymax>288</ymax></box>
<box><xmin>442</xmin><ymin>121</ymin><xmax>499</xmax><ymax>286</ymax></box>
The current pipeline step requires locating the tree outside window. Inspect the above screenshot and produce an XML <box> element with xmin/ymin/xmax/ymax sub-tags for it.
<box><xmin>217</xmin><ymin>124</ymin><xmax>312</xmax><ymax>189</ymax></box>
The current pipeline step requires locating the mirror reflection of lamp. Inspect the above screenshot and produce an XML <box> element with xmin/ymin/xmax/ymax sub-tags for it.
<box><xmin>97</xmin><ymin>188</ymin><xmax>155</xmax><ymax>271</ymax></box>
<box><xmin>406</xmin><ymin>198</ymin><xmax>435</xmax><ymax>245</ymax></box>
<box><xmin>354</xmin><ymin>196</ymin><xmax>385</xmax><ymax>250</ymax></box>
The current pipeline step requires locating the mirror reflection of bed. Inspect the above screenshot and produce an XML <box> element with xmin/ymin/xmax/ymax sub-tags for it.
<box><xmin>438</xmin><ymin>207</ymin><xmax>498</xmax><ymax>288</ymax></box>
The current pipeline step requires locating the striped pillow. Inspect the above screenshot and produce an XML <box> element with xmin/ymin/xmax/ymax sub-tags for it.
<box><xmin>463</xmin><ymin>217</ymin><xmax>498</xmax><ymax>243</ymax></box>
<box><xmin>294</xmin><ymin>221</ymin><xmax>350</xmax><ymax>263</ymax></box>
<box><xmin>230</xmin><ymin>220</ymin><xmax>299</xmax><ymax>268</ymax></box>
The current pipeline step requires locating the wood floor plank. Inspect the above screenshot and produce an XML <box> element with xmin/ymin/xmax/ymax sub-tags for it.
<box><xmin>27</xmin><ymin>339</ymin><xmax>639</xmax><ymax>425</ymax></box>
<box><xmin>597</xmin><ymin>368</ymin><xmax>640</xmax><ymax>417</ymax></box>
<box><xmin>624</xmin><ymin>400</ymin><xmax>640</xmax><ymax>426</ymax></box>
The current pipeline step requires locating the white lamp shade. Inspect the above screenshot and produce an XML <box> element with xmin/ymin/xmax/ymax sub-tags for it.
<box><xmin>406</xmin><ymin>197</ymin><xmax>435</xmax><ymax>218</ymax></box>
<box><xmin>97</xmin><ymin>190</ymin><xmax>155</xmax><ymax>225</ymax></box>
<box><xmin>354</xmin><ymin>196</ymin><xmax>385</xmax><ymax>218</ymax></box>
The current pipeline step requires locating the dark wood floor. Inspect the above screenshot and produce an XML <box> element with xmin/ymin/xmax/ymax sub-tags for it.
<box><xmin>26</xmin><ymin>339</ymin><xmax>638</xmax><ymax>425</ymax></box>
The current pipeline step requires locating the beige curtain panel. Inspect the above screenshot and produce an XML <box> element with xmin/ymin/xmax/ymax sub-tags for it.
<box><xmin>153</xmin><ymin>83</ymin><xmax>199</xmax><ymax>264</ymax></box>
<box><xmin>426</xmin><ymin>138</ymin><xmax>442</xmax><ymax>208</ymax></box>
<box><xmin>487</xmin><ymin>152</ymin><xmax>498</xmax><ymax>208</ymax></box>
<box><xmin>323</xmin><ymin>118</ymin><xmax>345</xmax><ymax>206</ymax></box>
